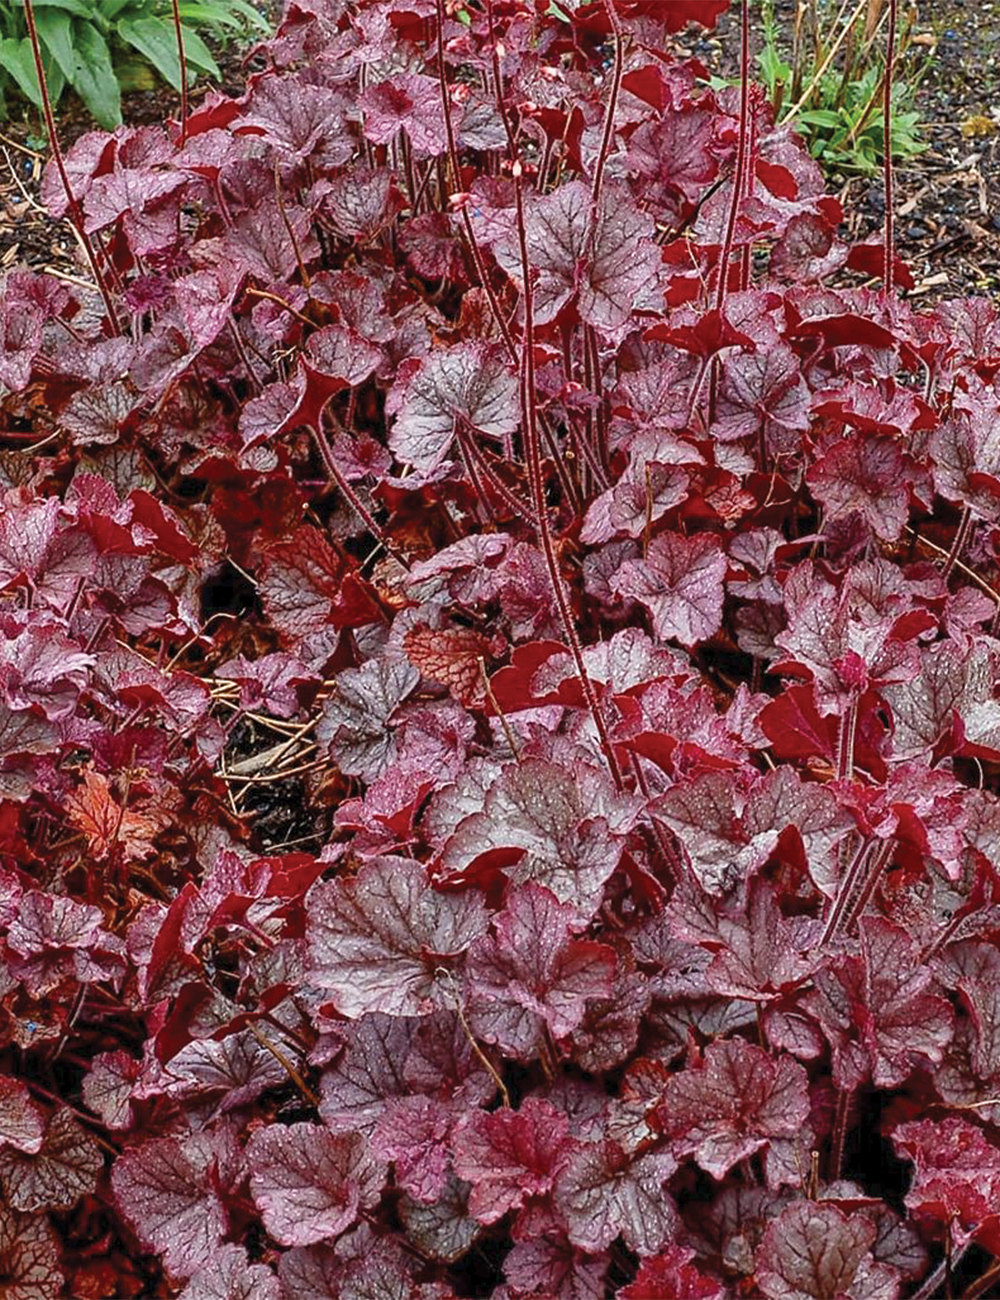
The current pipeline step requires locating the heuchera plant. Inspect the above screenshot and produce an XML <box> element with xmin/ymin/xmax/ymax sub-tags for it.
<box><xmin>2</xmin><ymin>0</ymin><xmax>1000</xmax><ymax>1293</ymax></box>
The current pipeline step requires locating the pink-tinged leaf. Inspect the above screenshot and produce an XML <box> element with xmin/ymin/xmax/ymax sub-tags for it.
<box><xmin>319</xmin><ymin>1013</ymin><xmax>417</xmax><ymax>1134</ymax></box>
<box><xmin>466</xmin><ymin>883</ymin><xmax>616</xmax><ymax>1059</ymax></box>
<box><xmin>496</xmin><ymin>180</ymin><xmax>661</xmax><ymax>334</ymax></box>
<box><xmin>399</xmin><ymin>213</ymin><xmax>466</xmax><ymax>282</ymax></box>
<box><xmin>320</xmin><ymin>1011</ymin><xmax>491</xmax><ymax>1137</ymax></box>
<box><xmin>580</xmin><ymin>462</ymin><xmax>690</xmax><ymax>544</ymax></box>
<box><xmin>555</xmin><ymin>1140</ymin><xmax>678</xmax><ymax>1255</ymax></box>
<box><xmin>8</xmin><ymin>891</ymin><xmax>104</xmax><ymax>957</ymax></box>
<box><xmin>372</xmin><ymin>1095</ymin><xmax>453</xmax><ymax>1203</ymax></box>
<box><xmin>0</xmin><ymin>1202</ymin><xmax>63</xmax><ymax>1298</ymax></box>
<box><xmin>706</xmin><ymin>879</ymin><xmax>820</xmax><ymax>1001</ymax></box>
<box><xmin>178</xmin><ymin>1246</ymin><xmax>280</xmax><ymax>1300</ymax></box>
<box><xmin>247</xmin><ymin>1123</ymin><xmax>385</xmax><ymax>1248</ymax></box>
<box><xmin>276</xmin><ymin>1245</ymin><xmax>341</xmax><ymax>1300</ymax></box>
<box><xmin>806</xmin><ymin>434</ymin><xmax>909</xmax><ymax>541</ymax></box>
<box><xmin>319</xmin><ymin>166</ymin><xmax>400</xmax><ymax>240</ymax></box>
<box><xmin>611</xmin><ymin>532</ymin><xmax>727</xmax><ymax>648</ymax></box>
<box><xmin>317</xmin><ymin>657</ymin><xmax>419</xmax><ymax>780</ymax></box>
<box><xmin>937</xmin><ymin>941</ymin><xmax>1000</xmax><ymax>1080</ymax></box>
<box><xmin>0</xmin><ymin>621</ymin><xmax>93</xmax><ymax>720</ymax></box>
<box><xmin>453</xmin><ymin>1098</ymin><xmax>574</xmax><ymax>1224</ymax></box>
<box><xmin>158</xmin><ymin>1030</ymin><xmax>287</xmax><ymax>1113</ymax></box>
<box><xmin>259</xmin><ymin>526</ymin><xmax>378</xmax><ymax>655</ymax></box>
<box><xmin>651</xmin><ymin>772</ymin><xmax>776</xmax><ymax>897</ymax></box>
<box><xmin>0</xmin><ymin>1077</ymin><xmax>44</xmax><ymax>1155</ymax></box>
<box><xmin>805</xmin><ymin>918</ymin><xmax>953</xmax><ymax>1089</ymax></box>
<box><xmin>882</xmin><ymin>641</ymin><xmax>966</xmax><ymax>762</ymax></box>
<box><xmin>504</xmin><ymin>1232</ymin><xmax>609</xmax><ymax>1299</ymax></box>
<box><xmin>892</xmin><ymin>1117</ymin><xmax>1000</xmax><ymax>1247</ymax></box>
<box><xmin>307</xmin><ymin>858</ymin><xmax>488</xmax><ymax>1017</ymax></box>
<box><xmin>619</xmin><ymin>1245</ymin><xmax>727</xmax><ymax>1299</ymax></box>
<box><xmin>756</xmin><ymin>1201</ymin><xmax>899</xmax><ymax>1300</ymax></box>
<box><xmin>82</xmin><ymin>1051</ymin><xmax>140</xmax><ymax>1131</ymax></box>
<box><xmin>956</xmin><ymin>640</ymin><xmax>1000</xmax><ymax>760</ymax></box>
<box><xmin>0</xmin><ymin>279</ymin><xmax>46</xmax><ymax>392</ymax></box>
<box><xmin>359</xmin><ymin>73</ymin><xmax>452</xmax><ymax>157</ymax></box>
<box><xmin>0</xmin><ymin>1108</ymin><xmax>101</xmax><ymax>1212</ymax></box>
<box><xmin>404</xmin><ymin>625</ymin><xmax>500</xmax><ymax>706</ymax></box>
<box><xmin>113</xmin><ymin>1134</ymin><xmax>228</xmax><ymax>1278</ymax></box>
<box><xmin>439</xmin><ymin>758</ymin><xmax>640</xmax><ymax>918</ymax></box>
<box><xmin>657</xmin><ymin>1039</ymin><xmax>810</xmax><ymax>1180</ymax></box>
<box><xmin>627</xmin><ymin>108</ymin><xmax>720</xmax><ymax>209</ymax></box>
<box><xmin>388</xmin><ymin>343</ymin><xmax>519</xmax><ymax>473</ymax></box>
<box><xmin>711</xmin><ymin>346</ymin><xmax>811</xmax><ymax>443</ymax></box>
<box><xmin>215</xmin><ymin>652</ymin><xmax>318</xmax><ymax>719</ymax></box>
<box><xmin>237</xmin><ymin>75</ymin><xmax>349</xmax><ymax>163</ymax></box>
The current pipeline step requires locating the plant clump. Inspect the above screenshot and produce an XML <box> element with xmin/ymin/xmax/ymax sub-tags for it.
<box><xmin>0</xmin><ymin>0</ymin><xmax>999</xmax><ymax>1295</ymax></box>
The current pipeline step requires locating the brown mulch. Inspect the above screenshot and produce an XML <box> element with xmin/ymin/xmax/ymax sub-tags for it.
<box><xmin>2</xmin><ymin>2</ymin><xmax>999</xmax><ymax>303</ymax></box>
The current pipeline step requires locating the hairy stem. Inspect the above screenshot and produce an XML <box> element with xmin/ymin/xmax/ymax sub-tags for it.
<box><xmin>22</xmin><ymin>0</ymin><xmax>121</xmax><ymax>333</ymax></box>
<box><xmin>513</xmin><ymin>163</ymin><xmax>624</xmax><ymax>790</ymax></box>
<box><xmin>592</xmin><ymin>0</ymin><xmax>625</xmax><ymax>211</ymax></box>
<box><xmin>435</xmin><ymin>0</ymin><xmax>517</xmax><ymax>366</ymax></box>
<box><xmin>714</xmin><ymin>0</ymin><xmax>751</xmax><ymax>316</ymax></box>
<box><xmin>170</xmin><ymin>0</ymin><xmax>189</xmax><ymax>144</ymax></box>
<box><xmin>883</xmin><ymin>0</ymin><xmax>897</xmax><ymax>289</ymax></box>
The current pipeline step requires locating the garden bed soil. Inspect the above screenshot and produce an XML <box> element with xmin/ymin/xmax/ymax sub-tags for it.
<box><xmin>3</xmin><ymin>2</ymin><xmax>999</xmax><ymax>305</ymax></box>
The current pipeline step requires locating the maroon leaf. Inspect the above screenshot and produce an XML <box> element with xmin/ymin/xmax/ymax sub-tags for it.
<box><xmin>892</xmin><ymin>1117</ymin><xmax>1000</xmax><ymax>1248</ymax></box>
<box><xmin>611</xmin><ymin>532</ymin><xmax>727</xmax><ymax>648</ymax></box>
<box><xmin>807</xmin><ymin>434</ymin><xmax>909</xmax><ymax>541</ymax></box>
<box><xmin>712</xmin><ymin>346</ymin><xmax>811</xmax><ymax>444</ymax></box>
<box><xmin>317</xmin><ymin>657</ymin><xmax>419</xmax><ymax>780</ymax></box>
<box><xmin>113</xmin><ymin>1134</ymin><xmax>229</xmax><ymax>1278</ymax></box>
<box><xmin>0</xmin><ymin>1202</ymin><xmax>63</xmax><ymax>1298</ymax></box>
<box><xmin>0</xmin><ymin>1077</ymin><xmax>44</xmax><ymax>1155</ymax></box>
<box><xmin>555</xmin><ymin>1140</ymin><xmax>678</xmax><ymax>1255</ymax></box>
<box><xmin>439</xmin><ymin>758</ymin><xmax>639</xmax><ymax>917</ymax></box>
<box><xmin>620</xmin><ymin>1246</ymin><xmax>727</xmax><ymax>1299</ymax></box>
<box><xmin>756</xmin><ymin>1201</ymin><xmax>899</xmax><ymax>1300</ymax></box>
<box><xmin>465</xmin><ymin>883</ymin><xmax>617</xmax><ymax>1060</ymax></box>
<box><xmin>178</xmin><ymin>1246</ymin><xmax>280</xmax><ymax>1300</ymax></box>
<box><xmin>496</xmin><ymin>180</ymin><xmax>661</xmax><ymax>335</ymax></box>
<box><xmin>657</xmin><ymin>1039</ymin><xmax>810</xmax><ymax>1179</ymax></box>
<box><xmin>453</xmin><ymin>1098</ymin><xmax>574</xmax><ymax>1224</ymax></box>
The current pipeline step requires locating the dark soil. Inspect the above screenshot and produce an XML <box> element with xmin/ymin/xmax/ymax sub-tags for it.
<box><xmin>3</xmin><ymin>2</ymin><xmax>999</xmax><ymax>297</ymax></box>
<box><xmin>689</xmin><ymin>0</ymin><xmax>1000</xmax><ymax>301</ymax></box>
<box><xmin>0</xmin><ymin>35</ymin><xmax>269</xmax><ymax>284</ymax></box>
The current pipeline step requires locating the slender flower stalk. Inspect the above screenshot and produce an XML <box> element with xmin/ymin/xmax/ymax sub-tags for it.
<box><xmin>170</xmin><ymin>0</ymin><xmax>189</xmax><ymax>144</ymax></box>
<box><xmin>883</xmin><ymin>0</ymin><xmax>897</xmax><ymax>289</ymax></box>
<box><xmin>714</xmin><ymin>0</ymin><xmax>751</xmax><ymax>315</ymax></box>
<box><xmin>513</xmin><ymin>161</ymin><xmax>624</xmax><ymax>790</ymax></box>
<box><xmin>22</xmin><ymin>0</ymin><xmax>121</xmax><ymax>333</ymax></box>
<box><xmin>592</xmin><ymin>0</ymin><xmax>625</xmax><ymax>211</ymax></box>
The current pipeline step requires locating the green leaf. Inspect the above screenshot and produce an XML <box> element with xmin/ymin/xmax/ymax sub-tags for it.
<box><xmin>0</xmin><ymin>36</ymin><xmax>42</xmax><ymax>105</ymax></box>
<box><xmin>69</xmin><ymin>21</ymin><xmax>121</xmax><ymax>127</ymax></box>
<box><xmin>178</xmin><ymin>0</ymin><xmax>268</xmax><ymax>29</ymax></box>
<box><xmin>796</xmin><ymin>108</ymin><xmax>842</xmax><ymax>130</ymax></box>
<box><xmin>30</xmin><ymin>0</ymin><xmax>94</xmax><ymax>16</ymax></box>
<box><xmin>99</xmin><ymin>0</ymin><xmax>138</xmax><ymax>20</ymax></box>
<box><xmin>34</xmin><ymin>6</ymin><xmax>76</xmax><ymax>81</ymax></box>
<box><xmin>757</xmin><ymin>45</ymin><xmax>790</xmax><ymax>91</ymax></box>
<box><xmin>116</xmin><ymin>14</ymin><xmax>218</xmax><ymax>86</ymax></box>
<box><xmin>177</xmin><ymin>24</ymin><xmax>219</xmax><ymax>75</ymax></box>
<box><xmin>116</xmin><ymin>14</ymin><xmax>183</xmax><ymax>86</ymax></box>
